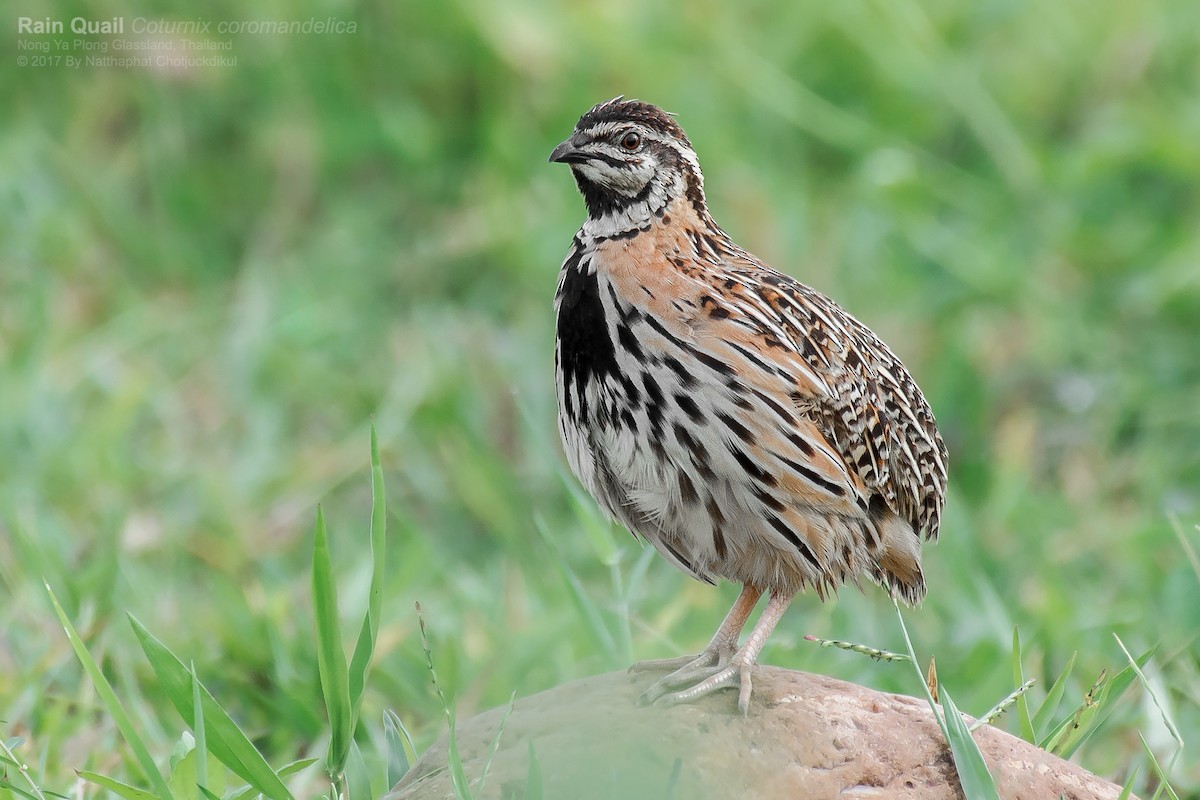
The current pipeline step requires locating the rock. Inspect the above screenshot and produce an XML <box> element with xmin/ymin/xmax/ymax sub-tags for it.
<box><xmin>386</xmin><ymin>667</ymin><xmax>1131</xmax><ymax>800</ymax></box>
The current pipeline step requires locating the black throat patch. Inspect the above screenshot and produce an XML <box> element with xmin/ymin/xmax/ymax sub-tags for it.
<box><xmin>572</xmin><ymin>168</ymin><xmax>655</xmax><ymax>220</ymax></box>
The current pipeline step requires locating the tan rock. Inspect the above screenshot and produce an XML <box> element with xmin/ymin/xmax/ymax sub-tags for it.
<box><xmin>387</xmin><ymin>667</ymin><xmax>1131</xmax><ymax>800</ymax></box>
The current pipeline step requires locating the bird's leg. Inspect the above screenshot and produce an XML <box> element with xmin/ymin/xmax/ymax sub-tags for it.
<box><xmin>634</xmin><ymin>585</ymin><xmax>762</xmax><ymax>695</ymax></box>
<box><xmin>644</xmin><ymin>589</ymin><xmax>793</xmax><ymax>714</ymax></box>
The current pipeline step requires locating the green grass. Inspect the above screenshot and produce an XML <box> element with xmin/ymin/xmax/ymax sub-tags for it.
<box><xmin>3</xmin><ymin>0</ymin><xmax>1199</xmax><ymax>797</ymax></box>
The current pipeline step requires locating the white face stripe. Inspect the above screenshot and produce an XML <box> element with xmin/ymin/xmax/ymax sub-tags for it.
<box><xmin>569</xmin><ymin>122</ymin><xmax>699</xmax><ymax>237</ymax></box>
<box><xmin>577</xmin><ymin>122</ymin><xmax>676</xmax><ymax>160</ymax></box>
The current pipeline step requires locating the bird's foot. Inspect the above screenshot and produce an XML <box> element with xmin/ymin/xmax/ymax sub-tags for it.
<box><xmin>638</xmin><ymin>650</ymin><xmax>755</xmax><ymax>713</ymax></box>
<box><xmin>635</xmin><ymin>646</ymin><xmax>729</xmax><ymax>704</ymax></box>
<box><xmin>628</xmin><ymin>647</ymin><xmax>720</xmax><ymax>675</ymax></box>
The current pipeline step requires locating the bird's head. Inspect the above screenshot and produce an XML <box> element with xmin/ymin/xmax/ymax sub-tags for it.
<box><xmin>549</xmin><ymin>97</ymin><xmax>708</xmax><ymax>228</ymax></box>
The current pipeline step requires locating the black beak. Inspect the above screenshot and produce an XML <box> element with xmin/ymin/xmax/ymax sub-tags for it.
<box><xmin>548</xmin><ymin>135</ymin><xmax>589</xmax><ymax>164</ymax></box>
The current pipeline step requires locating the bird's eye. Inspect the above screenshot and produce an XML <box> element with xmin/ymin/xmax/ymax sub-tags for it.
<box><xmin>619</xmin><ymin>131</ymin><xmax>641</xmax><ymax>151</ymax></box>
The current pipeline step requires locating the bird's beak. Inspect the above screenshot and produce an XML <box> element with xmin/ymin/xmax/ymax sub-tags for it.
<box><xmin>548</xmin><ymin>134</ymin><xmax>589</xmax><ymax>164</ymax></box>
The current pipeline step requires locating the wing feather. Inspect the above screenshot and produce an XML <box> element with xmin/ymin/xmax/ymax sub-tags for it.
<box><xmin>695</xmin><ymin>255</ymin><xmax>948</xmax><ymax>540</ymax></box>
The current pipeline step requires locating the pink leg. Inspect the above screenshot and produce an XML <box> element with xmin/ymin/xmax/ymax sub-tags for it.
<box><xmin>631</xmin><ymin>584</ymin><xmax>763</xmax><ymax>676</ymax></box>
<box><xmin>644</xmin><ymin>589</ymin><xmax>793</xmax><ymax>714</ymax></box>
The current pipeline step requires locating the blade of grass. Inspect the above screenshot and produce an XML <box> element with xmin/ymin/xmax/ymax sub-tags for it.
<box><xmin>563</xmin><ymin>479</ymin><xmax>619</xmax><ymax>566</ymax></box>
<box><xmin>278</xmin><ymin>758</ymin><xmax>320</xmax><ymax>776</ymax></box>
<box><xmin>1137</xmin><ymin>733</ymin><xmax>1181</xmax><ymax>800</ymax></box>
<box><xmin>1042</xmin><ymin>668</ymin><xmax>1106</xmax><ymax>755</ymax></box>
<box><xmin>1042</xmin><ymin>647</ymin><xmax>1155</xmax><ymax>758</ymax></box>
<box><xmin>940</xmin><ymin>688</ymin><xmax>1001</xmax><ymax>800</ymax></box>
<box><xmin>0</xmin><ymin>782</ymin><xmax>48</xmax><ymax>800</ymax></box>
<box><xmin>1114</xmin><ymin>635</ymin><xmax>1183</xmax><ymax>748</ymax></box>
<box><xmin>893</xmin><ymin>603</ymin><xmax>941</xmax><ymax>715</ymax></box>
<box><xmin>225</xmin><ymin>760</ymin><xmax>319</xmax><ymax>800</ymax></box>
<box><xmin>608</xmin><ymin>556</ymin><xmax>634</xmax><ymax>666</ymax></box>
<box><xmin>623</xmin><ymin>543</ymin><xmax>657</xmax><ymax>603</ymax></box>
<box><xmin>128</xmin><ymin>616</ymin><xmax>293</xmax><ymax>800</ymax></box>
<box><xmin>384</xmin><ymin>710</ymin><xmax>415</xmax><ymax>787</ymax></box>
<box><xmin>894</xmin><ymin>602</ymin><xmax>999</xmax><ymax>800</ymax></box>
<box><xmin>477</xmin><ymin>692</ymin><xmax>516</xmax><ymax>797</ymax></box>
<box><xmin>418</xmin><ymin>603</ymin><xmax>472</xmax><ymax>800</ymax></box>
<box><xmin>445</xmin><ymin>722</ymin><xmax>471</xmax><ymax>800</ymax></box>
<box><xmin>1011</xmin><ymin>628</ymin><xmax>1035</xmax><ymax>742</ymax></box>
<box><xmin>348</xmin><ymin>425</ymin><xmax>387</xmax><ymax>732</ymax></box>
<box><xmin>45</xmin><ymin>584</ymin><xmax>174</xmax><ymax>800</ymax></box>
<box><xmin>1168</xmin><ymin>516</ymin><xmax>1200</xmax><ymax>584</ymax></box>
<box><xmin>75</xmin><ymin>772</ymin><xmax>159</xmax><ymax>800</ymax></box>
<box><xmin>312</xmin><ymin>506</ymin><xmax>352</xmax><ymax>778</ymax></box>
<box><xmin>1083</xmin><ymin>650</ymin><xmax>1155</xmax><ymax>756</ymax></box>
<box><xmin>1117</xmin><ymin>762</ymin><xmax>1140</xmax><ymax>800</ymax></box>
<box><xmin>190</xmin><ymin>662</ymin><xmax>207</xmax><ymax>793</ymax></box>
<box><xmin>167</xmin><ymin>741</ymin><xmax>200</xmax><ymax>800</ymax></box>
<box><xmin>344</xmin><ymin>740</ymin><xmax>372</xmax><ymax>800</ymax></box>
<box><xmin>664</xmin><ymin>758</ymin><xmax>682</xmax><ymax>800</ymax></box>
<box><xmin>0</xmin><ymin>737</ymin><xmax>48</xmax><ymax>800</ymax></box>
<box><xmin>524</xmin><ymin>742</ymin><xmax>542</xmax><ymax>800</ymax></box>
<box><xmin>559</xmin><ymin>560</ymin><xmax>618</xmax><ymax>660</ymax></box>
<box><xmin>533</xmin><ymin>515</ymin><xmax>617</xmax><ymax>661</ymax></box>
<box><xmin>1030</xmin><ymin>651</ymin><xmax>1077</xmax><ymax>739</ymax></box>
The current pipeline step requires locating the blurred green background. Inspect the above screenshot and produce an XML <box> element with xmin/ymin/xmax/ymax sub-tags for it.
<box><xmin>3</xmin><ymin>0</ymin><xmax>1198</xmax><ymax>795</ymax></box>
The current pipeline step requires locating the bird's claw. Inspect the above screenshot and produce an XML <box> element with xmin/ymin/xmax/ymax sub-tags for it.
<box><xmin>628</xmin><ymin>652</ymin><xmax>712</xmax><ymax>674</ymax></box>
<box><xmin>638</xmin><ymin>656</ymin><xmax>755</xmax><ymax>713</ymax></box>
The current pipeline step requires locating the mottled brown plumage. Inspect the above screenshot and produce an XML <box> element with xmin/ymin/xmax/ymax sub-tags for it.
<box><xmin>550</xmin><ymin>97</ymin><xmax>948</xmax><ymax>712</ymax></box>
